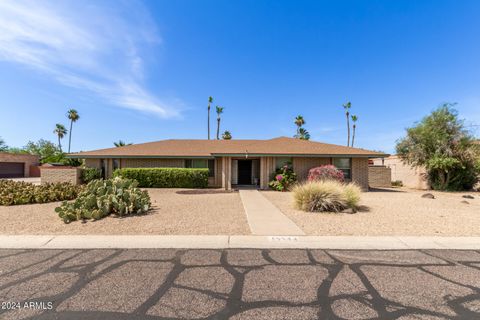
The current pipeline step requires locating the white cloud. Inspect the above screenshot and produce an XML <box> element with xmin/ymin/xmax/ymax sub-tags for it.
<box><xmin>0</xmin><ymin>0</ymin><xmax>181</xmax><ymax>118</ymax></box>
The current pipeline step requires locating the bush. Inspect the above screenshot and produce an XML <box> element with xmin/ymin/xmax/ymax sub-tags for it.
<box><xmin>81</xmin><ymin>167</ymin><xmax>102</xmax><ymax>183</ymax></box>
<box><xmin>269</xmin><ymin>163</ymin><xmax>297</xmax><ymax>191</ymax></box>
<box><xmin>391</xmin><ymin>180</ymin><xmax>403</xmax><ymax>187</ymax></box>
<box><xmin>113</xmin><ymin>168</ymin><xmax>209</xmax><ymax>188</ymax></box>
<box><xmin>55</xmin><ymin>177</ymin><xmax>151</xmax><ymax>223</ymax></box>
<box><xmin>292</xmin><ymin>180</ymin><xmax>361</xmax><ymax>212</ymax></box>
<box><xmin>0</xmin><ymin>180</ymin><xmax>81</xmax><ymax>206</ymax></box>
<box><xmin>307</xmin><ymin>165</ymin><xmax>344</xmax><ymax>182</ymax></box>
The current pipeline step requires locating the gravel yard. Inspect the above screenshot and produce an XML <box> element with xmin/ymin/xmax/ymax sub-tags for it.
<box><xmin>0</xmin><ymin>189</ymin><xmax>250</xmax><ymax>235</ymax></box>
<box><xmin>261</xmin><ymin>188</ymin><xmax>480</xmax><ymax>236</ymax></box>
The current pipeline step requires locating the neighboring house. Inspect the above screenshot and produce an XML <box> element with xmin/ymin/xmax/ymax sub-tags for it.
<box><xmin>0</xmin><ymin>152</ymin><xmax>40</xmax><ymax>178</ymax></box>
<box><xmin>372</xmin><ymin>155</ymin><xmax>429</xmax><ymax>190</ymax></box>
<box><xmin>69</xmin><ymin>137</ymin><xmax>386</xmax><ymax>190</ymax></box>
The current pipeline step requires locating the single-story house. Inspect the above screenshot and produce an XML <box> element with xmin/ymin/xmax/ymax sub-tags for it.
<box><xmin>69</xmin><ymin>137</ymin><xmax>387</xmax><ymax>190</ymax></box>
<box><xmin>0</xmin><ymin>152</ymin><xmax>40</xmax><ymax>178</ymax></box>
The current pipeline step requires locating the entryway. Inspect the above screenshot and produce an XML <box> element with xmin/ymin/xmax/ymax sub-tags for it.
<box><xmin>237</xmin><ymin>160</ymin><xmax>252</xmax><ymax>185</ymax></box>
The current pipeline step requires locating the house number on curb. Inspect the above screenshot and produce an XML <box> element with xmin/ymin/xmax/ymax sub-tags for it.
<box><xmin>269</xmin><ymin>236</ymin><xmax>299</xmax><ymax>242</ymax></box>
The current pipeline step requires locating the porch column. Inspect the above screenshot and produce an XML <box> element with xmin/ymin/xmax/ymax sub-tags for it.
<box><xmin>221</xmin><ymin>156</ymin><xmax>232</xmax><ymax>190</ymax></box>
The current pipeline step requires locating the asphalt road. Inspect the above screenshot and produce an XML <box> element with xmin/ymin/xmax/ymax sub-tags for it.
<box><xmin>0</xmin><ymin>249</ymin><xmax>479</xmax><ymax>319</ymax></box>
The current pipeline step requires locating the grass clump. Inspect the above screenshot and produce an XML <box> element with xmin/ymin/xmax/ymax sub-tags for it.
<box><xmin>292</xmin><ymin>180</ymin><xmax>361</xmax><ymax>213</ymax></box>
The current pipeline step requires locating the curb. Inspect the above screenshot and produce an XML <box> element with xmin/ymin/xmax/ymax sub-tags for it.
<box><xmin>0</xmin><ymin>235</ymin><xmax>479</xmax><ymax>249</ymax></box>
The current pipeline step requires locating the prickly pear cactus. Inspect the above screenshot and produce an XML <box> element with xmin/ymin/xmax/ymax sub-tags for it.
<box><xmin>56</xmin><ymin>177</ymin><xmax>151</xmax><ymax>223</ymax></box>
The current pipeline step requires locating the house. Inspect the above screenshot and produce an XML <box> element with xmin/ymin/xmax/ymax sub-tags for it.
<box><xmin>0</xmin><ymin>152</ymin><xmax>40</xmax><ymax>178</ymax></box>
<box><xmin>68</xmin><ymin>137</ymin><xmax>387</xmax><ymax>190</ymax></box>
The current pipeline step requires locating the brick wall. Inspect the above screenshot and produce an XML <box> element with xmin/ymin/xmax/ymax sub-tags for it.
<box><xmin>351</xmin><ymin>158</ymin><xmax>369</xmax><ymax>191</ymax></box>
<box><xmin>41</xmin><ymin>167</ymin><xmax>81</xmax><ymax>185</ymax></box>
<box><xmin>293</xmin><ymin>157</ymin><xmax>331</xmax><ymax>181</ymax></box>
<box><xmin>368</xmin><ymin>166</ymin><xmax>392</xmax><ymax>188</ymax></box>
<box><xmin>0</xmin><ymin>153</ymin><xmax>40</xmax><ymax>177</ymax></box>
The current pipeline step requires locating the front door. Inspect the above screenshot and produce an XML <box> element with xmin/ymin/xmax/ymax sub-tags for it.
<box><xmin>237</xmin><ymin>160</ymin><xmax>252</xmax><ymax>185</ymax></box>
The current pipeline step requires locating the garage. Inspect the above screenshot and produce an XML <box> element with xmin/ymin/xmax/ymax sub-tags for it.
<box><xmin>0</xmin><ymin>162</ymin><xmax>25</xmax><ymax>178</ymax></box>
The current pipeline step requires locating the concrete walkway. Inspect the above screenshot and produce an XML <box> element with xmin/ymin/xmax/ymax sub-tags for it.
<box><xmin>239</xmin><ymin>189</ymin><xmax>305</xmax><ymax>235</ymax></box>
<box><xmin>2</xmin><ymin>235</ymin><xmax>479</xmax><ymax>249</ymax></box>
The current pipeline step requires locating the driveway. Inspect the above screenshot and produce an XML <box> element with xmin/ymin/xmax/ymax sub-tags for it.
<box><xmin>0</xmin><ymin>249</ymin><xmax>479</xmax><ymax>319</ymax></box>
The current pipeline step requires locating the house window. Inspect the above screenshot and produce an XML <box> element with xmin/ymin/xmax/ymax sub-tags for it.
<box><xmin>113</xmin><ymin>159</ymin><xmax>120</xmax><ymax>171</ymax></box>
<box><xmin>185</xmin><ymin>159</ymin><xmax>215</xmax><ymax>177</ymax></box>
<box><xmin>275</xmin><ymin>157</ymin><xmax>292</xmax><ymax>169</ymax></box>
<box><xmin>333</xmin><ymin>158</ymin><xmax>351</xmax><ymax>179</ymax></box>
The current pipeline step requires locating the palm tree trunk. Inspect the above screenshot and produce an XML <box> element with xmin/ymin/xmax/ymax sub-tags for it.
<box><xmin>216</xmin><ymin>118</ymin><xmax>220</xmax><ymax>140</ymax></box>
<box><xmin>346</xmin><ymin>113</ymin><xmax>350</xmax><ymax>146</ymax></box>
<box><xmin>207</xmin><ymin>107</ymin><xmax>210</xmax><ymax>140</ymax></box>
<box><xmin>68</xmin><ymin>120</ymin><xmax>73</xmax><ymax>153</ymax></box>
<box><xmin>58</xmin><ymin>136</ymin><xmax>62</xmax><ymax>152</ymax></box>
<box><xmin>351</xmin><ymin>125</ymin><xmax>356</xmax><ymax>147</ymax></box>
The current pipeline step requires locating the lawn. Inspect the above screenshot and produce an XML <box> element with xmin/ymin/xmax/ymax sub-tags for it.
<box><xmin>0</xmin><ymin>189</ymin><xmax>251</xmax><ymax>235</ymax></box>
<box><xmin>261</xmin><ymin>188</ymin><xmax>480</xmax><ymax>236</ymax></box>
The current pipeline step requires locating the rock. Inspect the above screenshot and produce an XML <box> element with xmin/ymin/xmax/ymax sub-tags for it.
<box><xmin>462</xmin><ymin>195</ymin><xmax>474</xmax><ymax>199</ymax></box>
<box><xmin>461</xmin><ymin>200</ymin><xmax>470</xmax><ymax>204</ymax></box>
<box><xmin>342</xmin><ymin>208</ymin><xmax>357</xmax><ymax>214</ymax></box>
<box><xmin>421</xmin><ymin>193</ymin><xmax>435</xmax><ymax>199</ymax></box>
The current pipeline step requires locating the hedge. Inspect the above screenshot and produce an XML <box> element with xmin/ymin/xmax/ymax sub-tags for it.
<box><xmin>113</xmin><ymin>167</ymin><xmax>209</xmax><ymax>188</ymax></box>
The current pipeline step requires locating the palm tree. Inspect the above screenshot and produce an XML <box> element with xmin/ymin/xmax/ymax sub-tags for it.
<box><xmin>294</xmin><ymin>115</ymin><xmax>305</xmax><ymax>137</ymax></box>
<box><xmin>343</xmin><ymin>101</ymin><xmax>352</xmax><ymax>146</ymax></box>
<box><xmin>298</xmin><ymin>127</ymin><xmax>311</xmax><ymax>140</ymax></box>
<box><xmin>351</xmin><ymin>115</ymin><xmax>358</xmax><ymax>147</ymax></box>
<box><xmin>53</xmin><ymin>124</ymin><xmax>67</xmax><ymax>152</ymax></box>
<box><xmin>222</xmin><ymin>130</ymin><xmax>232</xmax><ymax>140</ymax></box>
<box><xmin>216</xmin><ymin>106</ymin><xmax>224</xmax><ymax>140</ymax></box>
<box><xmin>114</xmin><ymin>140</ymin><xmax>132</xmax><ymax>147</ymax></box>
<box><xmin>66</xmin><ymin>109</ymin><xmax>80</xmax><ymax>153</ymax></box>
<box><xmin>207</xmin><ymin>96</ymin><xmax>213</xmax><ymax>140</ymax></box>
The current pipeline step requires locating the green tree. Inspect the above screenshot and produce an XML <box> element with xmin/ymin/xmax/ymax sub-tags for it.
<box><xmin>114</xmin><ymin>140</ymin><xmax>132</xmax><ymax>147</ymax></box>
<box><xmin>297</xmin><ymin>127</ymin><xmax>311</xmax><ymax>140</ymax></box>
<box><xmin>66</xmin><ymin>109</ymin><xmax>80</xmax><ymax>153</ymax></box>
<box><xmin>207</xmin><ymin>96</ymin><xmax>213</xmax><ymax>140</ymax></box>
<box><xmin>222</xmin><ymin>130</ymin><xmax>232</xmax><ymax>140</ymax></box>
<box><xmin>216</xmin><ymin>106</ymin><xmax>224</xmax><ymax>140</ymax></box>
<box><xmin>351</xmin><ymin>115</ymin><xmax>358</xmax><ymax>147</ymax></box>
<box><xmin>294</xmin><ymin>115</ymin><xmax>305</xmax><ymax>137</ymax></box>
<box><xmin>343</xmin><ymin>101</ymin><xmax>352</xmax><ymax>146</ymax></box>
<box><xmin>0</xmin><ymin>137</ymin><xmax>7</xmax><ymax>152</ymax></box>
<box><xmin>396</xmin><ymin>103</ymin><xmax>480</xmax><ymax>190</ymax></box>
<box><xmin>53</xmin><ymin>124</ymin><xmax>67</xmax><ymax>152</ymax></box>
<box><xmin>24</xmin><ymin>139</ymin><xmax>62</xmax><ymax>163</ymax></box>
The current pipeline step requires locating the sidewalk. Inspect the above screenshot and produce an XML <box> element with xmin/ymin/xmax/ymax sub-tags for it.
<box><xmin>239</xmin><ymin>190</ymin><xmax>305</xmax><ymax>235</ymax></box>
<box><xmin>1</xmin><ymin>235</ymin><xmax>479</xmax><ymax>249</ymax></box>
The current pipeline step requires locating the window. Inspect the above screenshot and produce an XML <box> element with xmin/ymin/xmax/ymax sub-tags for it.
<box><xmin>333</xmin><ymin>158</ymin><xmax>351</xmax><ymax>179</ymax></box>
<box><xmin>185</xmin><ymin>159</ymin><xmax>215</xmax><ymax>177</ymax></box>
<box><xmin>275</xmin><ymin>157</ymin><xmax>292</xmax><ymax>169</ymax></box>
<box><xmin>113</xmin><ymin>159</ymin><xmax>120</xmax><ymax>171</ymax></box>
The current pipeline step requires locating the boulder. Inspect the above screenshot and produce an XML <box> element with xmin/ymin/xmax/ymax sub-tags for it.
<box><xmin>462</xmin><ymin>195</ymin><xmax>474</xmax><ymax>199</ymax></box>
<box><xmin>421</xmin><ymin>193</ymin><xmax>435</xmax><ymax>199</ymax></box>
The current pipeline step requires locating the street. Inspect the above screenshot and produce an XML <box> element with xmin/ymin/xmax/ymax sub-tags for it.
<box><xmin>0</xmin><ymin>249</ymin><xmax>479</xmax><ymax>319</ymax></box>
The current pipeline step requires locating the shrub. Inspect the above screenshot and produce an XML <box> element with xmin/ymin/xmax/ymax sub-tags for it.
<box><xmin>391</xmin><ymin>180</ymin><xmax>403</xmax><ymax>187</ymax></box>
<box><xmin>292</xmin><ymin>180</ymin><xmax>361</xmax><ymax>213</ymax></box>
<box><xmin>0</xmin><ymin>180</ymin><xmax>81</xmax><ymax>206</ymax></box>
<box><xmin>269</xmin><ymin>163</ymin><xmax>297</xmax><ymax>191</ymax></box>
<box><xmin>81</xmin><ymin>167</ymin><xmax>102</xmax><ymax>183</ymax></box>
<box><xmin>55</xmin><ymin>177</ymin><xmax>151</xmax><ymax>223</ymax></box>
<box><xmin>113</xmin><ymin>168</ymin><xmax>209</xmax><ymax>188</ymax></box>
<box><xmin>307</xmin><ymin>165</ymin><xmax>344</xmax><ymax>182</ymax></box>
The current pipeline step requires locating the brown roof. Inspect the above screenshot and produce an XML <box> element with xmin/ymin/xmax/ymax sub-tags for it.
<box><xmin>69</xmin><ymin>137</ymin><xmax>387</xmax><ymax>158</ymax></box>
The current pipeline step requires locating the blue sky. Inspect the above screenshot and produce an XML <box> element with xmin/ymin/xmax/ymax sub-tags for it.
<box><xmin>0</xmin><ymin>0</ymin><xmax>479</xmax><ymax>153</ymax></box>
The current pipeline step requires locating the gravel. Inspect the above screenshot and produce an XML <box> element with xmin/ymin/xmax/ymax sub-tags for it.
<box><xmin>261</xmin><ymin>188</ymin><xmax>480</xmax><ymax>236</ymax></box>
<box><xmin>0</xmin><ymin>189</ymin><xmax>251</xmax><ymax>235</ymax></box>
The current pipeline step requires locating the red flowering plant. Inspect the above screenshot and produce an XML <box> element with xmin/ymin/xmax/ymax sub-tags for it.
<box><xmin>307</xmin><ymin>165</ymin><xmax>345</xmax><ymax>182</ymax></box>
<box><xmin>269</xmin><ymin>163</ymin><xmax>297</xmax><ymax>191</ymax></box>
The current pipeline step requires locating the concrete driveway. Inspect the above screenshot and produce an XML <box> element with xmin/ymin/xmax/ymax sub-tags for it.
<box><xmin>1</xmin><ymin>249</ymin><xmax>479</xmax><ymax>319</ymax></box>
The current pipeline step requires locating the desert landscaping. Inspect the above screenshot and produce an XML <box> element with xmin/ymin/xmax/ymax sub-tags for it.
<box><xmin>261</xmin><ymin>188</ymin><xmax>480</xmax><ymax>236</ymax></box>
